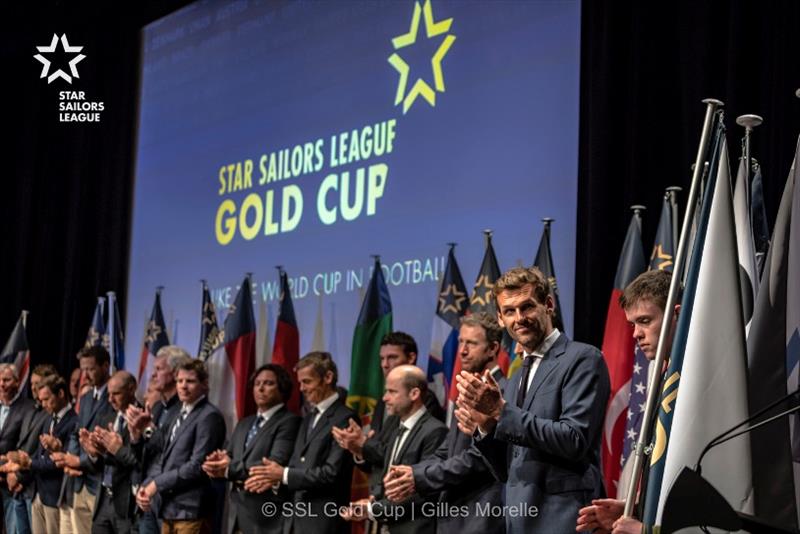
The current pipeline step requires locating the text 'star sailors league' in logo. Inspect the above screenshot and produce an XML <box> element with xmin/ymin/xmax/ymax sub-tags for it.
<box><xmin>33</xmin><ymin>34</ymin><xmax>104</xmax><ymax>123</ymax></box>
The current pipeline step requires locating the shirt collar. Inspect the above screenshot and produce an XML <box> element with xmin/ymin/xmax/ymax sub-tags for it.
<box><xmin>523</xmin><ymin>328</ymin><xmax>561</xmax><ymax>359</ymax></box>
<box><xmin>181</xmin><ymin>394</ymin><xmax>206</xmax><ymax>414</ymax></box>
<box><xmin>400</xmin><ymin>405</ymin><xmax>427</xmax><ymax>430</ymax></box>
<box><xmin>55</xmin><ymin>403</ymin><xmax>72</xmax><ymax>421</ymax></box>
<box><xmin>93</xmin><ymin>383</ymin><xmax>108</xmax><ymax>398</ymax></box>
<box><xmin>258</xmin><ymin>403</ymin><xmax>284</xmax><ymax>421</ymax></box>
<box><xmin>312</xmin><ymin>392</ymin><xmax>340</xmax><ymax>416</ymax></box>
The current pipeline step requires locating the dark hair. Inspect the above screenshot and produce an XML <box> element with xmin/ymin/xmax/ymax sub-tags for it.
<box><xmin>175</xmin><ymin>359</ymin><xmax>209</xmax><ymax>383</ymax></box>
<box><xmin>460</xmin><ymin>312</ymin><xmax>503</xmax><ymax>346</ymax></box>
<box><xmin>296</xmin><ymin>351</ymin><xmax>338</xmax><ymax>386</ymax></box>
<box><xmin>380</xmin><ymin>332</ymin><xmax>418</xmax><ymax>357</ymax></box>
<box><xmin>39</xmin><ymin>376</ymin><xmax>69</xmax><ymax>398</ymax></box>
<box><xmin>619</xmin><ymin>270</ymin><xmax>674</xmax><ymax>312</ymax></box>
<box><xmin>78</xmin><ymin>345</ymin><xmax>110</xmax><ymax>367</ymax></box>
<box><xmin>251</xmin><ymin>364</ymin><xmax>293</xmax><ymax>403</ymax></box>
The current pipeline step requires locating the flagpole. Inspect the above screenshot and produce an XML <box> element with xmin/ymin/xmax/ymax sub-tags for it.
<box><xmin>736</xmin><ymin>114</ymin><xmax>763</xmax><ymax>206</ymax></box>
<box><xmin>666</xmin><ymin>186</ymin><xmax>682</xmax><ymax>245</ymax></box>
<box><xmin>622</xmin><ymin>98</ymin><xmax>723</xmax><ymax>518</ymax></box>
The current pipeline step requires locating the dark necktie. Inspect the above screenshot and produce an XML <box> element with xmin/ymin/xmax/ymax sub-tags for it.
<box><xmin>306</xmin><ymin>407</ymin><xmax>320</xmax><ymax>440</ymax></box>
<box><xmin>102</xmin><ymin>414</ymin><xmax>126</xmax><ymax>489</ymax></box>
<box><xmin>516</xmin><ymin>355</ymin><xmax>535</xmax><ymax>408</ymax></box>
<box><xmin>389</xmin><ymin>425</ymin><xmax>408</xmax><ymax>465</ymax></box>
<box><xmin>245</xmin><ymin>414</ymin><xmax>267</xmax><ymax>449</ymax></box>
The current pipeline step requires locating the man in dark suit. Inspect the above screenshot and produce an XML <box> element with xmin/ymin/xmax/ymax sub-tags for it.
<box><xmin>342</xmin><ymin>365</ymin><xmax>447</xmax><ymax>534</ymax></box>
<box><xmin>203</xmin><ymin>363</ymin><xmax>301</xmax><ymax>534</ymax></box>
<box><xmin>332</xmin><ymin>332</ymin><xmax>443</xmax><ymax>498</ymax></box>
<box><xmin>81</xmin><ymin>371</ymin><xmax>140</xmax><ymax>534</ymax></box>
<box><xmin>243</xmin><ymin>351</ymin><xmax>357</xmax><ymax>534</ymax></box>
<box><xmin>52</xmin><ymin>345</ymin><xmax>114</xmax><ymax>534</ymax></box>
<box><xmin>456</xmin><ymin>266</ymin><xmax>611</xmax><ymax>534</ymax></box>
<box><xmin>12</xmin><ymin>364</ymin><xmax>58</xmax><ymax>534</ymax></box>
<box><xmin>0</xmin><ymin>362</ymin><xmax>35</xmax><ymax>533</ymax></box>
<box><xmin>24</xmin><ymin>376</ymin><xmax>77</xmax><ymax>534</ymax></box>
<box><xmin>138</xmin><ymin>346</ymin><xmax>190</xmax><ymax>534</ymax></box>
<box><xmin>132</xmin><ymin>357</ymin><xmax>225</xmax><ymax>534</ymax></box>
<box><xmin>383</xmin><ymin>313</ymin><xmax>506</xmax><ymax>534</ymax></box>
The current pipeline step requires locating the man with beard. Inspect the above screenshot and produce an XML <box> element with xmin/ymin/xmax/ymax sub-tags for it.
<box><xmin>341</xmin><ymin>365</ymin><xmax>446</xmax><ymax>534</ymax></box>
<box><xmin>456</xmin><ymin>267</ymin><xmax>610</xmax><ymax>534</ymax></box>
<box><xmin>202</xmin><ymin>364</ymin><xmax>301</xmax><ymax>534</ymax></box>
<box><xmin>383</xmin><ymin>313</ymin><xmax>507</xmax><ymax>533</ymax></box>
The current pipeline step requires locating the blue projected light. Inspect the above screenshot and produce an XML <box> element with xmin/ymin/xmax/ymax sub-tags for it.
<box><xmin>127</xmin><ymin>0</ymin><xmax>581</xmax><ymax>385</ymax></box>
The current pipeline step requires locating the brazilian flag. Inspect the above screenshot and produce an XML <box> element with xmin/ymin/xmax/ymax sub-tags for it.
<box><xmin>347</xmin><ymin>257</ymin><xmax>392</xmax><ymax>423</ymax></box>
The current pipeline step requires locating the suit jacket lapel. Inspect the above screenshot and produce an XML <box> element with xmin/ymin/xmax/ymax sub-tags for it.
<box><xmin>389</xmin><ymin>412</ymin><xmax>428</xmax><ymax>469</ymax></box>
<box><xmin>164</xmin><ymin>399</ymin><xmax>205</xmax><ymax>458</ymax></box>
<box><xmin>243</xmin><ymin>408</ymin><xmax>283</xmax><ymax>459</ymax></box>
<box><xmin>523</xmin><ymin>333</ymin><xmax>567</xmax><ymax>412</ymax></box>
<box><xmin>303</xmin><ymin>404</ymin><xmax>335</xmax><ymax>452</ymax></box>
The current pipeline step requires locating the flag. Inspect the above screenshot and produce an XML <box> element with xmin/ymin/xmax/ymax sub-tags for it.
<box><xmin>223</xmin><ymin>276</ymin><xmax>257</xmax><ymax>420</ymax></box>
<box><xmin>751</xmin><ymin>163</ymin><xmax>770</xmax><ymax>276</ymax></box>
<box><xmin>347</xmin><ymin>257</ymin><xmax>392</xmax><ymax>422</ymax></box>
<box><xmin>198</xmin><ymin>281</ymin><xmax>222</xmax><ymax>361</ymax></box>
<box><xmin>600</xmin><ymin>207</ymin><xmax>646</xmax><ymax>497</ymax></box>
<box><xmin>272</xmin><ymin>269</ymin><xmax>301</xmax><ymax>414</ymax></box>
<box><xmin>733</xmin><ymin>156</ymin><xmax>759</xmax><ymax>333</ymax></box>
<box><xmin>106</xmin><ymin>291</ymin><xmax>126</xmax><ymax>373</ymax></box>
<box><xmin>1</xmin><ymin>311</ymin><xmax>30</xmax><ymax>389</ymax></box>
<box><xmin>534</xmin><ymin>218</ymin><xmax>565</xmax><ymax>333</ymax></box>
<box><xmin>618</xmin><ymin>191</ymin><xmax>676</xmax><ymax>500</ymax></box>
<box><xmin>787</xmin><ymin>143</ymin><xmax>800</xmax><ymax>525</ymax></box>
<box><xmin>84</xmin><ymin>297</ymin><xmax>105</xmax><ymax>349</ymax></box>
<box><xmin>644</xmin><ymin>128</ymin><xmax>753</xmax><ymax>523</ymax></box>
<box><xmin>427</xmin><ymin>244</ymin><xmax>469</xmax><ymax>408</ymax></box>
<box><xmin>137</xmin><ymin>289</ymin><xmax>169</xmax><ymax>395</ymax></box>
<box><xmin>747</xmin><ymin>138</ymin><xmax>798</xmax><ymax>529</ymax></box>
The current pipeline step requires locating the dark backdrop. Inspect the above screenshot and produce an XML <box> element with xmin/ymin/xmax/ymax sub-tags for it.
<box><xmin>2</xmin><ymin>0</ymin><xmax>798</xmax><ymax>375</ymax></box>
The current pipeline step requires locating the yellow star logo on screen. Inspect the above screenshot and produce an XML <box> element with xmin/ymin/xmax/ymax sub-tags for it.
<box><xmin>389</xmin><ymin>0</ymin><xmax>456</xmax><ymax>114</ymax></box>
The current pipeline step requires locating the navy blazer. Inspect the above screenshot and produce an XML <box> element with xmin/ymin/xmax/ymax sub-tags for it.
<box><xmin>226</xmin><ymin>406</ymin><xmax>300</xmax><ymax>534</ymax></box>
<box><xmin>67</xmin><ymin>387</ymin><xmax>114</xmax><ymax>496</ymax></box>
<box><xmin>31</xmin><ymin>409</ymin><xmax>78</xmax><ymax>507</ymax></box>
<box><xmin>144</xmin><ymin>396</ymin><xmax>226</xmax><ymax>521</ymax></box>
<box><xmin>475</xmin><ymin>333</ymin><xmax>611</xmax><ymax>534</ymax></box>
<box><xmin>0</xmin><ymin>396</ymin><xmax>34</xmax><ymax>454</ymax></box>
<box><xmin>283</xmin><ymin>398</ymin><xmax>357</xmax><ymax>534</ymax></box>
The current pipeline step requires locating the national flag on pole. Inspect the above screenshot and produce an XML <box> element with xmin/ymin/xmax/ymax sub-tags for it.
<box><xmin>618</xmin><ymin>190</ymin><xmax>677</xmax><ymax>500</ymax></box>
<box><xmin>733</xmin><ymin>156</ymin><xmax>759</xmax><ymax>333</ymax></box>
<box><xmin>1</xmin><ymin>311</ymin><xmax>30</xmax><ymax>389</ymax></box>
<box><xmin>600</xmin><ymin>206</ymin><xmax>646</xmax><ymax>498</ymax></box>
<box><xmin>347</xmin><ymin>257</ymin><xmax>392</xmax><ymax>422</ymax></box>
<box><xmin>427</xmin><ymin>244</ymin><xmax>469</xmax><ymax>408</ymax></box>
<box><xmin>137</xmin><ymin>289</ymin><xmax>169</xmax><ymax>395</ymax></box>
<box><xmin>644</xmin><ymin>127</ymin><xmax>753</xmax><ymax>523</ymax></box>
<box><xmin>85</xmin><ymin>297</ymin><xmax>105</xmax><ymax>349</ymax></box>
<box><xmin>272</xmin><ymin>269</ymin><xmax>301</xmax><ymax>414</ymax></box>
<box><xmin>198</xmin><ymin>281</ymin><xmax>222</xmax><ymax>361</ymax></box>
<box><xmin>751</xmin><ymin>162</ymin><xmax>771</xmax><ymax>276</ymax></box>
<box><xmin>106</xmin><ymin>291</ymin><xmax>126</xmax><ymax>373</ymax></box>
<box><xmin>747</xmin><ymin>138</ymin><xmax>798</xmax><ymax>529</ymax></box>
<box><xmin>223</xmin><ymin>276</ymin><xmax>257</xmax><ymax>420</ymax></box>
<box><xmin>534</xmin><ymin>218</ymin><xmax>564</xmax><ymax>333</ymax></box>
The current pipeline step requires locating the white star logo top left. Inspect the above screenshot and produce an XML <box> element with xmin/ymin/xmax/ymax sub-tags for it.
<box><xmin>33</xmin><ymin>34</ymin><xmax>85</xmax><ymax>84</ymax></box>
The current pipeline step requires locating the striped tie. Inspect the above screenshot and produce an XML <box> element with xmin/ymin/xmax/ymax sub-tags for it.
<box><xmin>170</xmin><ymin>408</ymin><xmax>189</xmax><ymax>443</ymax></box>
